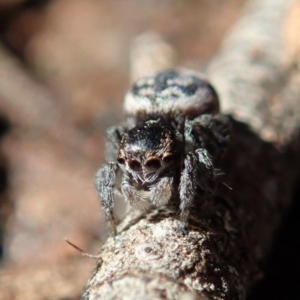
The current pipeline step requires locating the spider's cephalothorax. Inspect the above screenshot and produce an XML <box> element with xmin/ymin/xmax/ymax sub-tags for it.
<box><xmin>94</xmin><ymin>68</ymin><xmax>231</xmax><ymax>235</ymax></box>
<box><xmin>117</xmin><ymin>119</ymin><xmax>184</xmax><ymax>185</ymax></box>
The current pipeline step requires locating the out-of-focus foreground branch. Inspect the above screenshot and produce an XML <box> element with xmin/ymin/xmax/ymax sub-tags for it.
<box><xmin>82</xmin><ymin>0</ymin><xmax>300</xmax><ymax>299</ymax></box>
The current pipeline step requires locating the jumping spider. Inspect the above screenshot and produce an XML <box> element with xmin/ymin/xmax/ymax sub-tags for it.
<box><xmin>95</xmin><ymin>68</ymin><xmax>231</xmax><ymax>235</ymax></box>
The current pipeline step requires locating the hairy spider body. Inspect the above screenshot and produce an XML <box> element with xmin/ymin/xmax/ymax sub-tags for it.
<box><xmin>95</xmin><ymin>69</ymin><xmax>231</xmax><ymax>235</ymax></box>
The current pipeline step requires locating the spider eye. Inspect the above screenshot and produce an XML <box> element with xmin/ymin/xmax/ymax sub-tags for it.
<box><xmin>117</xmin><ymin>157</ymin><xmax>125</xmax><ymax>165</ymax></box>
<box><xmin>128</xmin><ymin>159</ymin><xmax>142</xmax><ymax>171</ymax></box>
<box><xmin>162</xmin><ymin>154</ymin><xmax>173</xmax><ymax>164</ymax></box>
<box><xmin>145</xmin><ymin>158</ymin><xmax>161</xmax><ymax>170</ymax></box>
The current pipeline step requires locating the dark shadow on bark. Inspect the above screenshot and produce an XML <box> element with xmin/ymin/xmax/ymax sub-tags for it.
<box><xmin>249</xmin><ymin>175</ymin><xmax>300</xmax><ymax>300</ymax></box>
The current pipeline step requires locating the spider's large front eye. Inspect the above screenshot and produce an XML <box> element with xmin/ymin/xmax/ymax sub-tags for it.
<box><xmin>162</xmin><ymin>154</ymin><xmax>173</xmax><ymax>164</ymax></box>
<box><xmin>128</xmin><ymin>159</ymin><xmax>142</xmax><ymax>171</ymax></box>
<box><xmin>117</xmin><ymin>157</ymin><xmax>125</xmax><ymax>165</ymax></box>
<box><xmin>145</xmin><ymin>158</ymin><xmax>161</xmax><ymax>170</ymax></box>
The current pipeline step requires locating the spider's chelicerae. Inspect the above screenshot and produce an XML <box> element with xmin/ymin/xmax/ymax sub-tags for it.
<box><xmin>95</xmin><ymin>69</ymin><xmax>231</xmax><ymax>235</ymax></box>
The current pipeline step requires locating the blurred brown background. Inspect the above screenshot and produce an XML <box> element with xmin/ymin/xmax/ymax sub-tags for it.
<box><xmin>0</xmin><ymin>0</ymin><xmax>298</xmax><ymax>299</ymax></box>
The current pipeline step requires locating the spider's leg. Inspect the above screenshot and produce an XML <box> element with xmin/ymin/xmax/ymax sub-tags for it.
<box><xmin>94</xmin><ymin>162</ymin><xmax>119</xmax><ymax>235</ymax></box>
<box><xmin>105</xmin><ymin>125</ymin><xmax>128</xmax><ymax>195</ymax></box>
<box><xmin>106</xmin><ymin>125</ymin><xmax>126</xmax><ymax>162</ymax></box>
<box><xmin>179</xmin><ymin>153</ymin><xmax>198</xmax><ymax>222</ymax></box>
<box><xmin>186</xmin><ymin>114</ymin><xmax>232</xmax><ymax>161</ymax></box>
<box><xmin>194</xmin><ymin>148</ymin><xmax>215</xmax><ymax>199</ymax></box>
<box><xmin>179</xmin><ymin>149</ymin><xmax>214</xmax><ymax>222</ymax></box>
<box><xmin>179</xmin><ymin>113</ymin><xmax>231</xmax><ymax>223</ymax></box>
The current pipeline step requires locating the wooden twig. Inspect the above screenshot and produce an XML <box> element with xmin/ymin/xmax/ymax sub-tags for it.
<box><xmin>81</xmin><ymin>0</ymin><xmax>300</xmax><ymax>299</ymax></box>
<box><xmin>208</xmin><ymin>0</ymin><xmax>300</xmax><ymax>144</ymax></box>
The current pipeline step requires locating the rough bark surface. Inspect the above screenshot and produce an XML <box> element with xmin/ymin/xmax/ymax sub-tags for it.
<box><xmin>82</xmin><ymin>0</ymin><xmax>300</xmax><ymax>299</ymax></box>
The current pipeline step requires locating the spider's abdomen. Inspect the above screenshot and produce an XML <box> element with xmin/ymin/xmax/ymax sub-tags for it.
<box><xmin>124</xmin><ymin>68</ymin><xmax>220</xmax><ymax>120</ymax></box>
